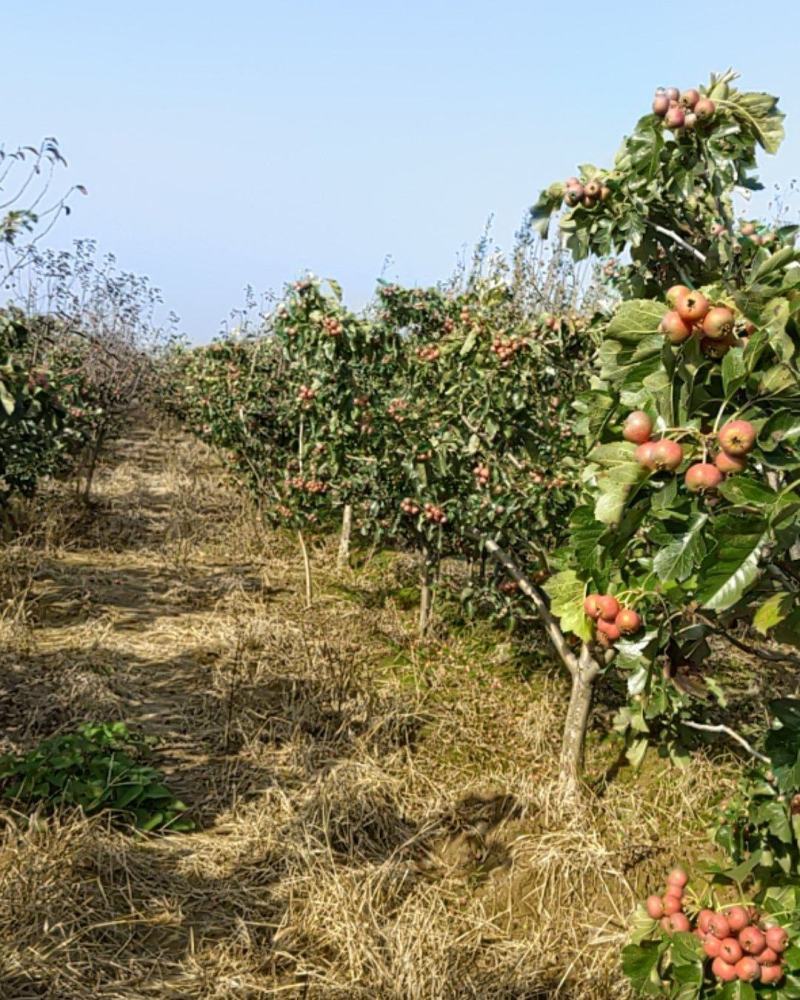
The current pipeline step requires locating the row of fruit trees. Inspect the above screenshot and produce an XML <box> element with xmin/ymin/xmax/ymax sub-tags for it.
<box><xmin>165</xmin><ymin>71</ymin><xmax>800</xmax><ymax>996</ymax></box>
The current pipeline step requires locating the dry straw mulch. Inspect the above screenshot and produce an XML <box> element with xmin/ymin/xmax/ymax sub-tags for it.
<box><xmin>0</xmin><ymin>421</ymin><xmax>734</xmax><ymax>999</ymax></box>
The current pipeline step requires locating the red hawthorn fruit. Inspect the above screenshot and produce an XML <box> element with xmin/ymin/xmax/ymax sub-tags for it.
<box><xmin>665</xmin><ymin>912</ymin><xmax>690</xmax><ymax>934</ymax></box>
<box><xmin>646</xmin><ymin>895</ymin><xmax>664</xmax><ymax>919</ymax></box>
<box><xmin>757</xmin><ymin>947</ymin><xmax>780</xmax><ymax>965</ymax></box>
<box><xmin>712</xmin><ymin>957</ymin><xmax>738</xmax><ymax>982</ymax></box>
<box><xmin>765</xmin><ymin>926</ymin><xmax>789</xmax><ymax>953</ymax></box>
<box><xmin>698</xmin><ymin>910</ymin><xmax>715</xmax><ymax>934</ymax></box>
<box><xmin>597</xmin><ymin>618</ymin><xmax>621</xmax><ymax>641</ymax></box>
<box><xmin>715</xmin><ymin>451</ymin><xmax>747</xmax><ymax>474</ymax></box>
<box><xmin>681</xmin><ymin>88</ymin><xmax>700</xmax><ymax>108</ymax></box>
<box><xmin>666</xmin><ymin>868</ymin><xmax>688</xmax><ymax>888</ymax></box>
<box><xmin>719</xmin><ymin>938</ymin><xmax>743</xmax><ymax>964</ymax></box>
<box><xmin>660</xmin><ymin>310</ymin><xmax>693</xmax><ymax>344</ymax></box>
<box><xmin>585</xmin><ymin>179</ymin><xmax>602</xmax><ymax>198</ymax></box>
<box><xmin>665</xmin><ymin>105</ymin><xmax>685</xmax><ymax>129</ymax></box>
<box><xmin>664</xmin><ymin>87</ymin><xmax>680</xmax><ymax>102</ymax></box>
<box><xmin>662</xmin><ymin>895</ymin><xmax>682</xmax><ymax>916</ymax></box>
<box><xmin>704</xmin><ymin>935</ymin><xmax>722</xmax><ymax>958</ymax></box>
<box><xmin>623</xmin><ymin>411</ymin><xmax>653</xmax><ymax>444</ymax></box>
<box><xmin>635</xmin><ymin>441</ymin><xmax>658</xmax><ymax>470</ymax></box>
<box><xmin>739</xmin><ymin>926</ymin><xmax>766</xmax><ymax>955</ymax></box>
<box><xmin>735</xmin><ymin>957</ymin><xmax>761</xmax><ymax>982</ymax></box>
<box><xmin>652</xmin><ymin>94</ymin><xmax>670</xmax><ymax>116</ymax></box>
<box><xmin>702</xmin><ymin>306</ymin><xmax>735</xmax><ymax>340</ymax></box>
<box><xmin>725</xmin><ymin>906</ymin><xmax>750</xmax><ymax>933</ymax></box>
<box><xmin>583</xmin><ymin>594</ymin><xmax>604</xmax><ymax>619</ymax></box>
<box><xmin>718</xmin><ymin>419</ymin><xmax>756</xmax><ymax>456</ymax></box>
<box><xmin>651</xmin><ymin>439</ymin><xmax>684</xmax><ymax>471</ymax></box>
<box><xmin>707</xmin><ymin>913</ymin><xmax>731</xmax><ymax>939</ymax></box>
<box><xmin>676</xmin><ymin>290</ymin><xmax>710</xmax><ymax>324</ymax></box>
<box><xmin>685</xmin><ymin>463</ymin><xmax>723</xmax><ymax>493</ymax></box>
<box><xmin>760</xmin><ymin>964</ymin><xmax>785</xmax><ymax>985</ymax></box>
<box><xmin>666</xmin><ymin>284</ymin><xmax>691</xmax><ymax>308</ymax></box>
<box><xmin>694</xmin><ymin>97</ymin><xmax>716</xmax><ymax>120</ymax></box>
<box><xmin>596</xmin><ymin>595</ymin><xmax>620</xmax><ymax>622</ymax></box>
<box><xmin>615</xmin><ymin>608</ymin><xmax>642</xmax><ymax>635</ymax></box>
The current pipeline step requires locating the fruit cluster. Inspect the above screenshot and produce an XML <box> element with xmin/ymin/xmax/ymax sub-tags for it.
<box><xmin>652</xmin><ymin>86</ymin><xmax>716</xmax><ymax>130</ymax></box>
<box><xmin>286</xmin><ymin>475</ymin><xmax>328</xmax><ymax>494</ymax></box>
<box><xmin>387</xmin><ymin>398</ymin><xmax>408</xmax><ymax>423</ymax></box>
<box><xmin>562</xmin><ymin>176</ymin><xmax>610</xmax><ymax>210</ymax></box>
<box><xmin>321</xmin><ymin>316</ymin><xmax>343</xmax><ymax>337</ymax></box>
<box><xmin>583</xmin><ymin>593</ymin><xmax>642</xmax><ymax>645</ymax></box>
<box><xmin>423</xmin><ymin>502</ymin><xmax>447</xmax><ymax>524</ymax></box>
<box><xmin>473</xmin><ymin>463</ymin><xmax>490</xmax><ymax>486</ymax></box>
<box><xmin>297</xmin><ymin>384</ymin><xmax>316</xmax><ymax>403</ymax></box>
<box><xmin>644</xmin><ymin>870</ymin><xmax>789</xmax><ymax>986</ymax></box>
<box><xmin>416</xmin><ymin>345</ymin><xmax>441</xmax><ymax>362</ymax></box>
<box><xmin>490</xmin><ymin>336</ymin><xmax>527</xmax><ymax>363</ymax></box>
<box><xmin>400</xmin><ymin>497</ymin><xmax>420</xmax><ymax>516</ymax></box>
<box><xmin>660</xmin><ymin>285</ymin><xmax>743</xmax><ymax>359</ymax></box>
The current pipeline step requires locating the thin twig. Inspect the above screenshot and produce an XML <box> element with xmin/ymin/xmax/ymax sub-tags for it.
<box><xmin>651</xmin><ymin>224</ymin><xmax>707</xmax><ymax>265</ymax></box>
<box><xmin>682</xmin><ymin>720</ymin><xmax>770</xmax><ymax>764</ymax></box>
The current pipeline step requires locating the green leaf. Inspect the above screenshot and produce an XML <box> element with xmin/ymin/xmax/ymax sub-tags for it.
<box><xmin>695</xmin><ymin>514</ymin><xmax>769</xmax><ymax>611</ymax></box>
<box><xmin>621</xmin><ymin>941</ymin><xmax>662</xmax><ymax>996</ymax></box>
<box><xmin>543</xmin><ymin>569</ymin><xmax>593</xmax><ymax>641</ymax></box>
<box><xmin>652</xmin><ymin>514</ymin><xmax>708</xmax><ymax>583</ymax></box>
<box><xmin>606</xmin><ymin>299</ymin><xmax>667</xmax><ymax>344</ymax></box>
<box><xmin>0</xmin><ymin>380</ymin><xmax>15</xmax><ymax>416</ymax></box>
<box><xmin>589</xmin><ymin>441</ymin><xmax>646</xmax><ymax>526</ymax></box>
<box><xmin>753</xmin><ymin>592</ymin><xmax>794</xmax><ymax>635</ymax></box>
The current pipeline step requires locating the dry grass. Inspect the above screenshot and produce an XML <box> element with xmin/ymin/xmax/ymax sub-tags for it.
<box><xmin>0</xmin><ymin>419</ymin><xmax>739</xmax><ymax>998</ymax></box>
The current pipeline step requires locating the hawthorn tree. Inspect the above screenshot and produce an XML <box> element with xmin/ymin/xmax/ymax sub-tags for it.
<box><xmin>490</xmin><ymin>72</ymin><xmax>800</xmax><ymax>791</ymax></box>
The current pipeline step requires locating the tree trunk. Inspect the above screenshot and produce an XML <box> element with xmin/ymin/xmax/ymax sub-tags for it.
<box><xmin>418</xmin><ymin>553</ymin><xmax>434</xmax><ymax>637</ymax></box>
<box><xmin>297</xmin><ymin>530</ymin><xmax>312</xmax><ymax>608</ymax></box>
<box><xmin>337</xmin><ymin>504</ymin><xmax>352</xmax><ymax>570</ymax></box>
<box><xmin>558</xmin><ymin>648</ymin><xmax>600</xmax><ymax>791</ymax></box>
<box><xmin>82</xmin><ymin>426</ymin><xmax>107</xmax><ymax>502</ymax></box>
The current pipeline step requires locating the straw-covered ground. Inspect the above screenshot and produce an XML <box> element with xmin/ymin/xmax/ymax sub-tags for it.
<box><xmin>0</xmin><ymin>419</ymin><xmax>746</xmax><ymax>998</ymax></box>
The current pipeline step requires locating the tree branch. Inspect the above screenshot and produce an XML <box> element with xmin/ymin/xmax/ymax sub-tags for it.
<box><xmin>681</xmin><ymin>720</ymin><xmax>770</xmax><ymax>765</ymax></box>
<box><xmin>651</xmin><ymin>224</ymin><xmax>708</xmax><ymax>265</ymax></box>
<box><xmin>699</xmin><ymin>615</ymin><xmax>800</xmax><ymax>668</ymax></box>
<box><xmin>482</xmin><ymin>538</ymin><xmax>579</xmax><ymax>675</ymax></box>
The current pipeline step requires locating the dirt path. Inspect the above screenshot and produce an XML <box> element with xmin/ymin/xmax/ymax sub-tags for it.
<box><xmin>0</xmin><ymin>422</ymin><xmax>723</xmax><ymax>999</ymax></box>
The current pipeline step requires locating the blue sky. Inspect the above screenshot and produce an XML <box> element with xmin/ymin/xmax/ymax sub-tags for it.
<box><xmin>5</xmin><ymin>1</ymin><xmax>800</xmax><ymax>341</ymax></box>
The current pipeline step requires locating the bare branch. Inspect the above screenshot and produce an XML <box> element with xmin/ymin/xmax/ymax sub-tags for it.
<box><xmin>682</xmin><ymin>719</ymin><xmax>770</xmax><ymax>764</ymax></box>
<box><xmin>482</xmin><ymin>538</ymin><xmax>579</xmax><ymax>675</ymax></box>
<box><xmin>651</xmin><ymin>223</ymin><xmax>708</xmax><ymax>265</ymax></box>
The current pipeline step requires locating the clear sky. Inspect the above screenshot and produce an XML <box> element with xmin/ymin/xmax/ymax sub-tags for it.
<box><xmin>5</xmin><ymin>1</ymin><xmax>800</xmax><ymax>341</ymax></box>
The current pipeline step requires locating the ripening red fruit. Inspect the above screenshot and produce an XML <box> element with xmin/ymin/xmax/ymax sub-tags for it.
<box><xmin>704</xmin><ymin>935</ymin><xmax>722</xmax><ymax>958</ymax></box>
<box><xmin>718</xmin><ymin>420</ymin><xmax>756</xmax><ymax>456</ymax></box>
<box><xmin>676</xmin><ymin>291</ymin><xmax>710</xmax><ymax>324</ymax></box>
<box><xmin>757</xmin><ymin>947</ymin><xmax>780</xmax><ymax>965</ymax></box>
<box><xmin>711</xmin><ymin>957</ymin><xmax>738</xmax><ymax>982</ymax></box>
<box><xmin>715</xmin><ymin>451</ymin><xmax>747</xmax><ymax>474</ymax></box>
<box><xmin>702</xmin><ymin>306</ymin><xmax>735</xmax><ymax>341</ymax></box>
<box><xmin>597</xmin><ymin>618</ymin><xmax>621</xmax><ymax>641</ymax></box>
<box><xmin>623</xmin><ymin>411</ymin><xmax>653</xmax><ymax>444</ymax></box>
<box><xmin>651</xmin><ymin>439</ymin><xmax>684</xmax><ymax>472</ymax></box>
<box><xmin>652</xmin><ymin>94</ymin><xmax>670</xmax><ymax>116</ymax></box>
<box><xmin>685</xmin><ymin>463</ymin><xmax>723</xmax><ymax>493</ymax></box>
<box><xmin>666</xmin><ymin>284</ymin><xmax>690</xmax><ymax>308</ymax></box>
<box><xmin>698</xmin><ymin>910</ymin><xmax>715</xmax><ymax>934</ymax></box>
<box><xmin>681</xmin><ymin>88</ymin><xmax>700</xmax><ymax>109</ymax></box>
<box><xmin>735</xmin><ymin>957</ymin><xmax>761</xmax><ymax>982</ymax></box>
<box><xmin>740</xmin><ymin>221</ymin><xmax>757</xmax><ymax>237</ymax></box>
<box><xmin>666</xmin><ymin>868</ymin><xmax>688</xmax><ymax>889</ymax></box>
<box><xmin>708</xmin><ymin>913</ymin><xmax>731</xmax><ymax>939</ymax></box>
<box><xmin>596</xmin><ymin>595</ymin><xmax>620</xmax><ymax>622</ymax></box>
<box><xmin>660</xmin><ymin>310</ymin><xmax>693</xmax><ymax>344</ymax></box>
<box><xmin>760</xmin><ymin>964</ymin><xmax>785</xmax><ymax>985</ymax></box>
<box><xmin>719</xmin><ymin>938</ymin><xmax>743</xmax><ymax>964</ymax></box>
<box><xmin>584</xmin><ymin>594</ymin><xmax>603</xmax><ymax>619</ymax></box>
<box><xmin>725</xmin><ymin>906</ymin><xmax>750</xmax><ymax>933</ymax></box>
<box><xmin>665</xmin><ymin>912</ymin><xmax>690</xmax><ymax>934</ymax></box>
<box><xmin>665</xmin><ymin>105</ymin><xmax>685</xmax><ymax>129</ymax></box>
<box><xmin>662</xmin><ymin>895</ymin><xmax>682</xmax><ymax>915</ymax></box>
<box><xmin>635</xmin><ymin>441</ymin><xmax>658</xmax><ymax>470</ymax></box>
<box><xmin>765</xmin><ymin>926</ymin><xmax>789</xmax><ymax>953</ymax></box>
<box><xmin>646</xmin><ymin>895</ymin><xmax>664</xmax><ymax>919</ymax></box>
<box><xmin>585</xmin><ymin>179</ymin><xmax>602</xmax><ymax>198</ymax></box>
<box><xmin>615</xmin><ymin>608</ymin><xmax>642</xmax><ymax>635</ymax></box>
<box><xmin>739</xmin><ymin>926</ymin><xmax>766</xmax><ymax>955</ymax></box>
<box><xmin>694</xmin><ymin>98</ymin><xmax>716</xmax><ymax>120</ymax></box>
<box><xmin>664</xmin><ymin>87</ymin><xmax>680</xmax><ymax>102</ymax></box>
